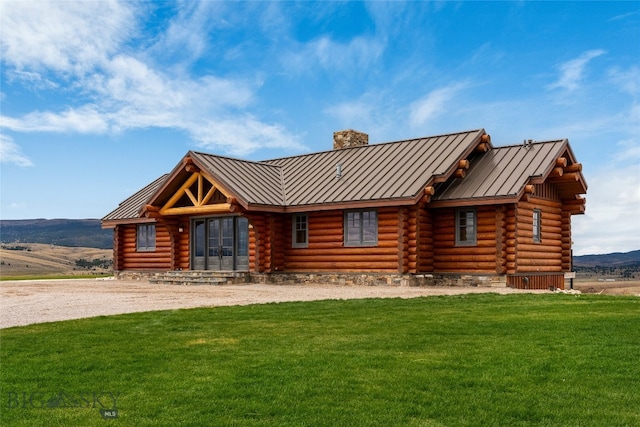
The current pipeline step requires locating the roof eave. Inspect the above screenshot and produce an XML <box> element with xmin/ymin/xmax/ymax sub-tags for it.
<box><xmin>101</xmin><ymin>217</ymin><xmax>157</xmax><ymax>229</ymax></box>
<box><xmin>429</xmin><ymin>195</ymin><xmax>520</xmax><ymax>208</ymax></box>
<box><xmin>282</xmin><ymin>197</ymin><xmax>419</xmax><ymax>213</ymax></box>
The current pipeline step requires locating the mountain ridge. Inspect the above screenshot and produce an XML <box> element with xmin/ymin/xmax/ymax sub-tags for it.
<box><xmin>0</xmin><ymin>219</ymin><xmax>112</xmax><ymax>249</ymax></box>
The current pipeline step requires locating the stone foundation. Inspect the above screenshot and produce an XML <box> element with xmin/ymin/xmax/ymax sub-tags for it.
<box><xmin>251</xmin><ymin>272</ymin><xmax>508</xmax><ymax>287</ymax></box>
<box><xmin>113</xmin><ymin>270</ymin><xmax>509</xmax><ymax>288</ymax></box>
<box><xmin>115</xmin><ymin>271</ymin><xmax>155</xmax><ymax>282</ymax></box>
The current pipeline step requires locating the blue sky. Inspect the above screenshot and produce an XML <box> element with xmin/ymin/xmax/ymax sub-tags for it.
<box><xmin>1</xmin><ymin>1</ymin><xmax>639</xmax><ymax>255</ymax></box>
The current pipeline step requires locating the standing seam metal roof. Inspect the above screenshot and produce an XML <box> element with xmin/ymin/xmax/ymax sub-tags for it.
<box><xmin>189</xmin><ymin>152</ymin><xmax>285</xmax><ymax>206</ymax></box>
<box><xmin>265</xmin><ymin>129</ymin><xmax>484</xmax><ymax>206</ymax></box>
<box><xmin>433</xmin><ymin>140</ymin><xmax>568</xmax><ymax>201</ymax></box>
<box><xmin>102</xmin><ymin>174</ymin><xmax>169</xmax><ymax>222</ymax></box>
<box><xmin>104</xmin><ymin>129</ymin><xmax>584</xmax><ymax>222</ymax></box>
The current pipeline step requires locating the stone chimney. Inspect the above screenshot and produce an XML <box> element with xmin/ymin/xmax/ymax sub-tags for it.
<box><xmin>333</xmin><ymin>129</ymin><xmax>368</xmax><ymax>150</ymax></box>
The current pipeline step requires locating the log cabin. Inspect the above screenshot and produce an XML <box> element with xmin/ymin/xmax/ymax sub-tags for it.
<box><xmin>102</xmin><ymin>128</ymin><xmax>587</xmax><ymax>289</ymax></box>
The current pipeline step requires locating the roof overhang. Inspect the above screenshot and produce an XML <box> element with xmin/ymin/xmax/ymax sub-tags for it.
<box><xmin>140</xmin><ymin>153</ymin><xmax>250</xmax><ymax>218</ymax></box>
<box><xmin>101</xmin><ymin>217</ymin><xmax>157</xmax><ymax>229</ymax></box>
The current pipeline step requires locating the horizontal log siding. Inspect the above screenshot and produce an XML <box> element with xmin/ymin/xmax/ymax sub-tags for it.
<box><xmin>399</xmin><ymin>207</ymin><xmax>409</xmax><ymax>273</ymax></box>
<box><xmin>505</xmin><ymin>204</ymin><xmax>517</xmax><ymax>274</ymax></box>
<box><xmin>176</xmin><ymin>220</ymin><xmax>190</xmax><ymax>270</ymax></box>
<box><xmin>433</xmin><ymin>206</ymin><xmax>500</xmax><ymax>273</ymax></box>
<box><xmin>246</xmin><ymin>213</ymin><xmax>268</xmax><ymax>272</ymax></box>
<box><xmin>404</xmin><ymin>206</ymin><xmax>420</xmax><ymax>274</ymax></box>
<box><xmin>496</xmin><ymin>206</ymin><xmax>507</xmax><ymax>274</ymax></box>
<box><xmin>515</xmin><ymin>197</ymin><xmax>564</xmax><ymax>273</ymax></box>
<box><xmin>283</xmin><ymin>207</ymin><xmax>400</xmax><ymax>272</ymax></box>
<box><xmin>272</xmin><ymin>214</ymin><xmax>286</xmax><ymax>272</ymax></box>
<box><xmin>113</xmin><ymin>225</ymin><xmax>124</xmax><ymax>271</ymax></box>
<box><xmin>561</xmin><ymin>210</ymin><xmax>572</xmax><ymax>271</ymax></box>
<box><xmin>416</xmin><ymin>204</ymin><xmax>434</xmax><ymax>273</ymax></box>
<box><xmin>119</xmin><ymin>223</ymin><xmax>172</xmax><ymax>270</ymax></box>
<box><xmin>248</xmin><ymin>221</ymin><xmax>258</xmax><ymax>272</ymax></box>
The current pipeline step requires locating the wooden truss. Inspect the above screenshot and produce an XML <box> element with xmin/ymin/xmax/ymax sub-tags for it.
<box><xmin>160</xmin><ymin>171</ymin><xmax>232</xmax><ymax>216</ymax></box>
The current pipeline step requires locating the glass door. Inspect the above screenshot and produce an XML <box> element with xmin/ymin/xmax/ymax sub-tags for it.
<box><xmin>191</xmin><ymin>216</ymin><xmax>249</xmax><ymax>271</ymax></box>
<box><xmin>218</xmin><ymin>217</ymin><xmax>234</xmax><ymax>271</ymax></box>
<box><xmin>207</xmin><ymin>218</ymin><xmax>222</xmax><ymax>270</ymax></box>
<box><xmin>192</xmin><ymin>219</ymin><xmax>206</xmax><ymax>270</ymax></box>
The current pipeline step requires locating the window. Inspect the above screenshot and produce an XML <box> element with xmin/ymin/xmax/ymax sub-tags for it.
<box><xmin>455</xmin><ymin>208</ymin><xmax>476</xmax><ymax>246</ymax></box>
<box><xmin>292</xmin><ymin>214</ymin><xmax>308</xmax><ymax>248</ymax></box>
<box><xmin>137</xmin><ymin>224</ymin><xmax>156</xmax><ymax>251</ymax></box>
<box><xmin>533</xmin><ymin>209</ymin><xmax>542</xmax><ymax>243</ymax></box>
<box><xmin>345</xmin><ymin>210</ymin><xmax>377</xmax><ymax>246</ymax></box>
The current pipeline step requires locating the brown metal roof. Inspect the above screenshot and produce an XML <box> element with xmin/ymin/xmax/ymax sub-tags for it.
<box><xmin>101</xmin><ymin>174</ymin><xmax>168</xmax><ymax>225</ymax></box>
<box><xmin>105</xmin><ymin>129</ymin><xmax>588</xmax><ymax>221</ymax></box>
<box><xmin>432</xmin><ymin>139</ymin><xmax>585</xmax><ymax>203</ymax></box>
<box><xmin>189</xmin><ymin>152</ymin><xmax>285</xmax><ymax>207</ymax></box>
<box><xmin>266</xmin><ymin>129</ymin><xmax>486</xmax><ymax>208</ymax></box>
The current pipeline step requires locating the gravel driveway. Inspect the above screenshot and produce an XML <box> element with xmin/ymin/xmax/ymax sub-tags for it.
<box><xmin>1</xmin><ymin>278</ymin><xmax>549</xmax><ymax>329</ymax></box>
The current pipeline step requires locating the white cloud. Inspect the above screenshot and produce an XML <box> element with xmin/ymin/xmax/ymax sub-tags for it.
<box><xmin>147</xmin><ymin>1</ymin><xmax>224</xmax><ymax>65</ymax></box>
<box><xmin>573</xmin><ymin>163</ymin><xmax>640</xmax><ymax>255</ymax></box>
<box><xmin>314</xmin><ymin>36</ymin><xmax>385</xmax><ymax>71</ymax></box>
<box><xmin>0</xmin><ymin>0</ymin><xmax>137</xmax><ymax>75</ymax></box>
<box><xmin>613</xmin><ymin>138</ymin><xmax>640</xmax><ymax>163</ymax></box>
<box><xmin>607</xmin><ymin>10</ymin><xmax>640</xmax><ymax>22</ymax></box>
<box><xmin>2</xmin><ymin>107</ymin><xmax>109</xmax><ymax>134</ymax></box>
<box><xmin>190</xmin><ymin>115</ymin><xmax>303</xmax><ymax>156</ymax></box>
<box><xmin>608</xmin><ymin>66</ymin><xmax>640</xmax><ymax>96</ymax></box>
<box><xmin>0</xmin><ymin>0</ymin><xmax>304</xmax><ymax>156</ymax></box>
<box><xmin>283</xmin><ymin>35</ymin><xmax>385</xmax><ymax>75</ymax></box>
<box><xmin>409</xmin><ymin>84</ymin><xmax>467</xmax><ymax>128</ymax></box>
<box><xmin>547</xmin><ymin>49</ymin><xmax>606</xmax><ymax>92</ymax></box>
<box><xmin>325</xmin><ymin>99</ymin><xmax>376</xmax><ymax>128</ymax></box>
<box><xmin>0</xmin><ymin>134</ymin><xmax>33</xmax><ymax>167</ymax></box>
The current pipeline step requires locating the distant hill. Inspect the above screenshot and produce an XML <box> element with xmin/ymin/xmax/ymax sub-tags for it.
<box><xmin>0</xmin><ymin>219</ymin><xmax>112</xmax><ymax>249</ymax></box>
<box><xmin>573</xmin><ymin>250</ymin><xmax>640</xmax><ymax>268</ymax></box>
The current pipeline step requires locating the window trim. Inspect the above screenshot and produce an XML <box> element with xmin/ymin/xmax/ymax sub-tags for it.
<box><xmin>533</xmin><ymin>209</ymin><xmax>542</xmax><ymax>243</ymax></box>
<box><xmin>136</xmin><ymin>223</ymin><xmax>156</xmax><ymax>252</ymax></box>
<box><xmin>455</xmin><ymin>208</ymin><xmax>477</xmax><ymax>246</ymax></box>
<box><xmin>292</xmin><ymin>214</ymin><xmax>309</xmax><ymax>248</ymax></box>
<box><xmin>344</xmin><ymin>209</ymin><xmax>378</xmax><ymax>247</ymax></box>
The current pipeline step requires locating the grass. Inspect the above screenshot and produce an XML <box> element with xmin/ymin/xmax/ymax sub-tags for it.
<box><xmin>1</xmin><ymin>293</ymin><xmax>639</xmax><ymax>426</ymax></box>
<box><xmin>0</xmin><ymin>273</ymin><xmax>113</xmax><ymax>281</ymax></box>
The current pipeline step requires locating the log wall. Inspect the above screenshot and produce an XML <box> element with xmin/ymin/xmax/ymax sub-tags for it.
<box><xmin>432</xmin><ymin>206</ymin><xmax>502</xmax><ymax>273</ymax></box>
<box><xmin>175</xmin><ymin>219</ymin><xmax>190</xmax><ymax>270</ymax></box>
<box><xmin>113</xmin><ymin>190</ymin><xmax>574</xmax><ymax>276</ymax></box>
<box><xmin>118</xmin><ymin>223</ymin><xmax>173</xmax><ymax>270</ymax></box>
<box><xmin>113</xmin><ymin>225</ymin><xmax>124</xmax><ymax>271</ymax></box>
<box><xmin>505</xmin><ymin>204</ymin><xmax>517</xmax><ymax>274</ymax></box>
<box><xmin>495</xmin><ymin>205</ymin><xmax>507</xmax><ymax>274</ymax></box>
<box><xmin>561</xmin><ymin>210</ymin><xmax>572</xmax><ymax>271</ymax></box>
<box><xmin>282</xmin><ymin>207</ymin><xmax>400</xmax><ymax>272</ymax></box>
<box><xmin>246</xmin><ymin>213</ymin><xmax>267</xmax><ymax>272</ymax></box>
<box><xmin>515</xmin><ymin>197</ymin><xmax>564</xmax><ymax>273</ymax></box>
<box><xmin>416</xmin><ymin>204</ymin><xmax>434</xmax><ymax>273</ymax></box>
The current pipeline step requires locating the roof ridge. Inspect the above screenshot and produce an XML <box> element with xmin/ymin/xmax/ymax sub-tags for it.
<box><xmin>375</xmin><ymin>128</ymin><xmax>485</xmax><ymax>145</ymax></box>
<box><xmin>189</xmin><ymin>150</ymin><xmax>283</xmax><ymax>170</ymax></box>
<box><xmin>264</xmin><ymin>128</ymin><xmax>485</xmax><ymax>163</ymax></box>
<box><xmin>493</xmin><ymin>139</ymin><xmax>567</xmax><ymax>149</ymax></box>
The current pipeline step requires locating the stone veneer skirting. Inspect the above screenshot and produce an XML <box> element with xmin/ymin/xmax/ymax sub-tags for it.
<box><xmin>115</xmin><ymin>271</ymin><xmax>508</xmax><ymax>287</ymax></box>
<box><xmin>252</xmin><ymin>272</ymin><xmax>508</xmax><ymax>287</ymax></box>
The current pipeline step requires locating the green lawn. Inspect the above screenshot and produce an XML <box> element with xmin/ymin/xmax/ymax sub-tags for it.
<box><xmin>1</xmin><ymin>294</ymin><xmax>638</xmax><ymax>426</ymax></box>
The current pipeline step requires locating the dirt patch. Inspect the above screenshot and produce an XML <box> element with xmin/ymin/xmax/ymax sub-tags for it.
<box><xmin>1</xmin><ymin>279</ymin><xmax>555</xmax><ymax>329</ymax></box>
<box><xmin>572</xmin><ymin>280</ymin><xmax>640</xmax><ymax>296</ymax></box>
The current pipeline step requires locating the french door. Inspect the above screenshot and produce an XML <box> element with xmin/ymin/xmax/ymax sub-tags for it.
<box><xmin>192</xmin><ymin>216</ymin><xmax>248</xmax><ymax>271</ymax></box>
